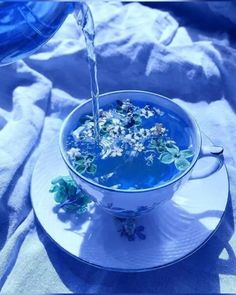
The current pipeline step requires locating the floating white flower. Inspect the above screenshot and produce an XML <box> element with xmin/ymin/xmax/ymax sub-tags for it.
<box><xmin>154</xmin><ymin>107</ymin><xmax>164</xmax><ymax>116</ymax></box>
<box><xmin>112</xmin><ymin>118</ymin><xmax>122</xmax><ymax>125</ymax></box>
<box><xmin>83</xmin><ymin>128</ymin><xmax>93</xmax><ymax>137</ymax></box>
<box><xmin>87</xmin><ymin>121</ymin><xmax>94</xmax><ymax>128</ymax></box>
<box><xmin>125</xmin><ymin>133</ymin><xmax>141</xmax><ymax>145</ymax></box>
<box><xmin>109</xmin><ymin>125</ymin><xmax>126</xmax><ymax>138</ymax></box>
<box><xmin>151</xmin><ymin>123</ymin><xmax>166</xmax><ymax>135</ymax></box>
<box><xmin>119</xmin><ymin>127</ymin><xmax>126</xmax><ymax>135</ymax></box>
<box><xmin>72</xmin><ymin>126</ymin><xmax>84</xmax><ymax>141</ymax></box>
<box><xmin>67</xmin><ymin>147</ymin><xmax>80</xmax><ymax>158</ymax></box>
<box><xmin>110</xmin><ymin>146</ymin><xmax>123</xmax><ymax>157</ymax></box>
<box><xmin>140</xmin><ymin>107</ymin><xmax>154</xmax><ymax>118</ymax></box>
<box><xmin>105</xmin><ymin>136</ymin><xmax>113</xmax><ymax>143</ymax></box>
<box><xmin>139</xmin><ymin>128</ymin><xmax>150</xmax><ymax>137</ymax></box>
<box><xmin>101</xmin><ymin>172</ymin><xmax>115</xmax><ymax>181</ymax></box>
<box><xmin>99</xmin><ymin>117</ymin><xmax>107</xmax><ymax>126</ymax></box>
<box><xmin>104</xmin><ymin>109</ymin><xmax>114</xmax><ymax>120</ymax></box>
<box><xmin>125</xmin><ymin>134</ymin><xmax>132</xmax><ymax>141</ymax></box>
<box><xmin>134</xmin><ymin>142</ymin><xmax>145</xmax><ymax>152</ymax></box>
<box><xmin>121</xmin><ymin>99</ymin><xmax>132</xmax><ymax>110</ymax></box>
<box><xmin>112</xmin><ymin>125</ymin><xmax>120</xmax><ymax>133</ymax></box>
<box><xmin>133</xmin><ymin>133</ymin><xmax>142</xmax><ymax>142</ymax></box>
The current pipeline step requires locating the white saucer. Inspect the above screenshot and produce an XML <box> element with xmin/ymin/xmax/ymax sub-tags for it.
<box><xmin>31</xmin><ymin>135</ymin><xmax>229</xmax><ymax>272</ymax></box>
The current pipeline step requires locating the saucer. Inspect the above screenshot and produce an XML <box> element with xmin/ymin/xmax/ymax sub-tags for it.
<box><xmin>31</xmin><ymin>134</ymin><xmax>229</xmax><ymax>272</ymax></box>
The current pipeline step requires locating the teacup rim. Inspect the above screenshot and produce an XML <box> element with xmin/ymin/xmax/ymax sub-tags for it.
<box><xmin>59</xmin><ymin>90</ymin><xmax>202</xmax><ymax>193</ymax></box>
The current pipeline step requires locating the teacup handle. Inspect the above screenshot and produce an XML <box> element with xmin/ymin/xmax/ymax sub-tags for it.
<box><xmin>190</xmin><ymin>145</ymin><xmax>224</xmax><ymax>180</ymax></box>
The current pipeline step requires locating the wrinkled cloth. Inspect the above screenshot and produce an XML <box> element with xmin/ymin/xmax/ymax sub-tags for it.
<box><xmin>0</xmin><ymin>1</ymin><xmax>236</xmax><ymax>293</ymax></box>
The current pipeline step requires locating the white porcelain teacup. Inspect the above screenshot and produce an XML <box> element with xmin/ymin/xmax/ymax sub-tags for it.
<box><xmin>59</xmin><ymin>90</ymin><xmax>223</xmax><ymax>218</ymax></box>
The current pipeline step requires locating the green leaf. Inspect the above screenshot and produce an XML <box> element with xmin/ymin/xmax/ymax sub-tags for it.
<box><xmin>100</xmin><ymin>127</ymin><xmax>108</xmax><ymax>135</ymax></box>
<box><xmin>148</xmin><ymin>139</ymin><xmax>158</xmax><ymax>149</ymax></box>
<box><xmin>159</xmin><ymin>152</ymin><xmax>175</xmax><ymax>164</ymax></box>
<box><xmin>86</xmin><ymin>163</ymin><xmax>97</xmax><ymax>174</ymax></box>
<box><xmin>180</xmin><ymin>149</ymin><xmax>194</xmax><ymax>159</ymax></box>
<box><xmin>75</xmin><ymin>163</ymin><xmax>86</xmax><ymax>174</ymax></box>
<box><xmin>74</xmin><ymin>155</ymin><xmax>85</xmax><ymax>165</ymax></box>
<box><xmin>133</xmin><ymin>114</ymin><xmax>142</xmax><ymax>125</ymax></box>
<box><xmin>157</xmin><ymin>146</ymin><xmax>166</xmax><ymax>153</ymax></box>
<box><xmin>54</xmin><ymin>191</ymin><xmax>67</xmax><ymax>203</ymax></box>
<box><xmin>67</xmin><ymin>184</ymin><xmax>77</xmax><ymax>198</ymax></box>
<box><xmin>49</xmin><ymin>175</ymin><xmax>92</xmax><ymax>215</ymax></box>
<box><xmin>175</xmin><ymin>158</ymin><xmax>191</xmax><ymax>171</ymax></box>
<box><xmin>51</xmin><ymin>176</ymin><xmax>65</xmax><ymax>186</ymax></box>
<box><xmin>86</xmin><ymin>154</ymin><xmax>95</xmax><ymax>162</ymax></box>
<box><xmin>66</xmin><ymin>179</ymin><xmax>76</xmax><ymax>188</ymax></box>
<box><xmin>166</xmin><ymin>140</ymin><xmax>176</xmax><ymax>147</ymax></box>
<box><xmin>62</xmin><ymin>175</ymin><xmax>74</xmax><ymax>183</ymax></box>
<box><xmin>166</xmin><ymin>145</ymin><xmax>179</xmax><ymax>155</ymax></box>
<box><xmin>148</xmin><ymin>144</ymin><xmax>156</xmax><ymax>149</ymax></box>
<box><xmin>49</xmin><ymin>184</ymin><xmax>59</xmax><ymax>193</ymax></box>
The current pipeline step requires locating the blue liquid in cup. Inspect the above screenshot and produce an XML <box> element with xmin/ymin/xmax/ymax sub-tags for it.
<box><xmin>66</xmin><ymin>100</ymin><xmax>194</xmax><ymax>190</ymax></box>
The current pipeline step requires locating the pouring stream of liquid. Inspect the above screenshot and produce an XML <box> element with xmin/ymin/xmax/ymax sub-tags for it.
<box><xmin>74</xmin><ymin>2</ymin><xmax>100</xmax><ymax>142</ymax></box>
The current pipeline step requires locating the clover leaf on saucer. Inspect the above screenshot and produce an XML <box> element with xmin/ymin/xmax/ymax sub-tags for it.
<box><xmin>50</xmin><ymin>176</ymin><xmax>76</xmax><ymax>203</ymax></box>
<box><xmin>49</xmin><ymin>176</ymin><xmax>92</xmax><ymax>215</ymax></box>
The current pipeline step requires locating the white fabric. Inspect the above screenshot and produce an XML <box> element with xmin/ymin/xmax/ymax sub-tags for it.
<box><xmin>0</xmin><ymin>1</ymin><xmax>236</xmax><ymax>293</ymax></box>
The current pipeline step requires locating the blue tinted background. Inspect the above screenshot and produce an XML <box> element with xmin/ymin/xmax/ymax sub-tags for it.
<box><xmin>0</xmin><ymin>1</ymin><xmax>236</xmax><ymax>293</ymax></box>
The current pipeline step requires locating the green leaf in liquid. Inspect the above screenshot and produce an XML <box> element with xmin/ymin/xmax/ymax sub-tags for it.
<box><xmin>86</xmin><ymin>163</ymin><xmax>97</xmax><ymax>174</ymax></box>
<box><xmin>166</xmin><ymin>144</ymin><xmax>179</xmax><ymax>155</ymax></box>
<box><xmin>75</xmin><ymin>163</ymin><xmax>86</xmax><ymax>174</ymax></box>
<box><xmin>159</xmin><ymin>152</ymin><xmax>175</xmax><ymax>164</ymax></box>
<box><xmin>180</xmin><ymin>149</ymin><xmax>194</xmax><ymax>159</ymax></box>
<box><xmin>175</xmin><ymin>158</ymin><xmax>191</xmax><ymax>171</ymax></box>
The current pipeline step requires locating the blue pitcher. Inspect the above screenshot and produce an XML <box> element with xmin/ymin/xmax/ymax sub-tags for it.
<box><xmin>0</xmin><ymin>1</ymin><xmax>89</xmax><ymax>65</ymax></box>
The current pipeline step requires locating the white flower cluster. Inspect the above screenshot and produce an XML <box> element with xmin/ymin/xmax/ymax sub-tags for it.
<box><xmin>68</xmin><ymin>100</ymin><xmax>167</xmax><ymax>160</ymax></box>
<box><xmin>67</xmin><ymin>147</ymin><xmax>80</xmax><ymax>159</ymax></box>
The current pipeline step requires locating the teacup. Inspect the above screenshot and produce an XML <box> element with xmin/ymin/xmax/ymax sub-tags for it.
<box><xmin>59</xmin><ymin>90</ymin><xmax>223</xmax><ymax>218</ymax></box>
